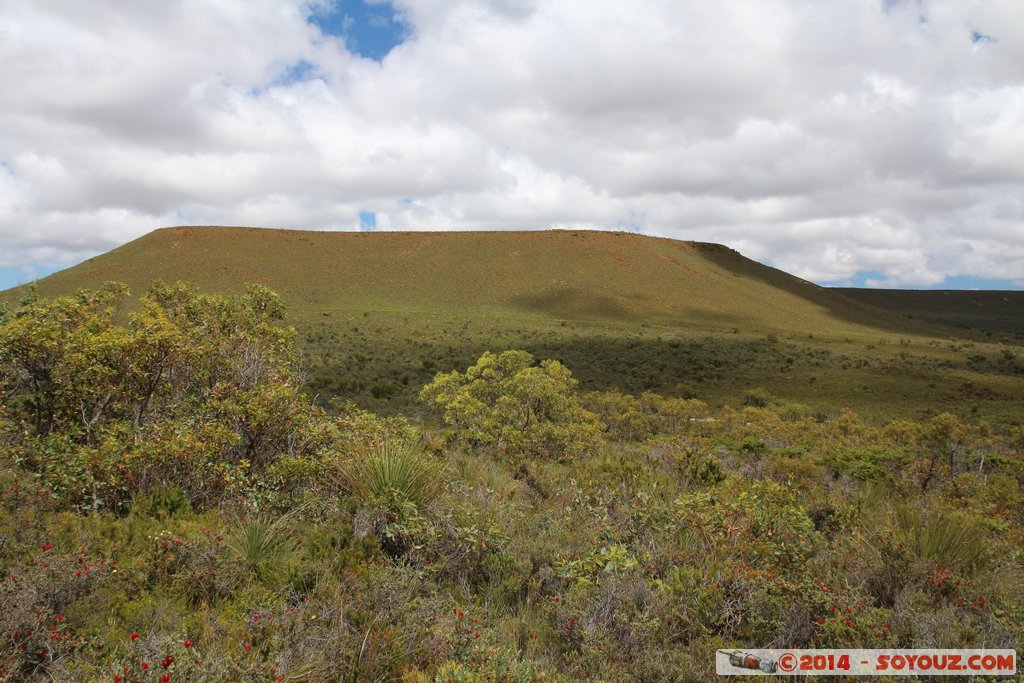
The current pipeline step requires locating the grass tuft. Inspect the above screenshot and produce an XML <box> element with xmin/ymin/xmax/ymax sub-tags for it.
<box><xmin>896</xmin><ymin>505</ymin><xmax>988</xmax><ymax>575</ymax></box>
<box><xmin>226</xmin><ymin>512</ymin><xmax>297</xmax><ymax>586</ymax></box>
<box><xmin>338</xmin><ymin>440</ymin><xmax>441</xmax><ymax>509</ymax></box>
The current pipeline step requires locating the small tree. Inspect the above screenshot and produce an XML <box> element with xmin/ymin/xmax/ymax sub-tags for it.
<box><xmin>419</xmin><ymin>350</ymin><xmax>604</xmax><ymax>461</ymax></box>
<box><xmin>0</xmin><ymin>281</ymin><xmax>334</xmax><ymax>510</ymax></box>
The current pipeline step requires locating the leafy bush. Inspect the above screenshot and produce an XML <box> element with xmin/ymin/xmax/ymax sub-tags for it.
<box><xmin>131</xmin><ymin>484</ymin><xmax>191</xmax><ymax>519</ymax></box>
<box><xmin>0</xmin><ymin>282</ymin><xmax>333</xmax><ymax>511</ymax></box>
<box><xmin>675</xmin><ymin>479</ymin><xmax>821</xmax><ymax>570</ymax></box>
<box><xmin>583</xmin><ymin>390</ymin><xmax>709</xmax><ymax>441</ymax></box>
<box><xmin>336</xmin><ymin>441</ymin><xmax>443</xmax><ymax>559</ymax></box>
<box><xmin>420</xmin><ymin>350</ymin><xmax>604</xmax><ymax>462</ymax></box>
<box><xmin>825</xmin><ymin>446</ymin><xmax>910</xmax><ymax>484</ymax></box>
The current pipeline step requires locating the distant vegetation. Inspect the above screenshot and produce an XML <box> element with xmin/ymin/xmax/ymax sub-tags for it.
<box><xmin>839</xmin><ymin>287</ymin><xmax>1024</xmax><ymax>338</ymax></box>
<box><xmin>0</xmin><ymin>283</ymin><xmax>1021</xmax><ymax>681</ymax></box>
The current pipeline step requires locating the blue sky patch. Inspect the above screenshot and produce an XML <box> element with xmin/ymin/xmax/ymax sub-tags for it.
<box><xmin>0</xmin><ymin>265</ymin><xmax>60</xmax><ymax>291</ymax></box>
<box><xmin>359</xmin><ymin>210</ymin><xmax>377</xmax><ymax>231</ymax></box>
<box><xmin>970</xmin><ymin>30</ymin><xmax>995</xmax><ymax>45</ymax></box>
<box><xmin>821</xmin><ymin>269</ymin><xmax>1020</xmax><ymax>290</ymax></box>
<box><xmin>309</xmin><ymin>1</ymin><xmax>409</xmax><ymax>61</ymax></box>
<box><xmin>277</xmin><ymin>59</ymin><xmax>318</xmax><ymax>85</ymax></box>
<box><xmin>935</xmin><ymin>275</ymin><xmax>1018</xmax><ymax>290</ymax></box>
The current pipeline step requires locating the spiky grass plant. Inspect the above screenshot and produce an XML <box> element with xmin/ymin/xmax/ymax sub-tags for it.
<box><xmin>226</xmin><ymin>512</ymin><xmax>297</xmax><ymax>586</ymax></box>
<box><xmin>338</xmin><ymin>440</ymin><xmax>441</xmax><ymax>509</ymax></box>
<box><xmin>896</xmin><ymin>505</ymin><xmax>988</xmax><ymax>576</ymax></box>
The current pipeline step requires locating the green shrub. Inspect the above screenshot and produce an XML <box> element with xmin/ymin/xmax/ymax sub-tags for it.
<box><xmin>0</xmin><ymin>282</ymin><xmax>334</xmax><ymax>512</ymax></box>
<box><xmin>131</xmin><ymin>484</ymin><xmax>191</xmax><ymax>519</ymax></box>
<box><xmin>420</xmin><ymin>350</ymin><xmax>604</xmax><ymax>462</ymax></box>
<box><xmin>825</xmin><ymin>446</ymin><xmax>910</xmax><ymax>484</ymax></box>
<box><xmin>675</xmin><ymin>480</ymin><xmax>821</xmax><ymax>570</ymax></box>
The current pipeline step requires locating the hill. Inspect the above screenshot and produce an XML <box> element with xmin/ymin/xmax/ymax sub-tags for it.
<box><xmin>4</xmin><ymin>226</ymin><xmax>1023</xmax><ymax>423</ymax></box>
<box><xmin>8</xmin><ymin>226</ymin><xmax>908</xmax><ymax>337</ymax></box>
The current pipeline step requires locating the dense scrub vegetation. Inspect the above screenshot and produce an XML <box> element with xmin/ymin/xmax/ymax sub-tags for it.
<box><xmin>297</xmin><ymin>312</ymin><xmax>1024</xmax><ymax>427</ymax></box>
<box><xmin>0</xmin><ymin>285</ymin><xmax>1021</xmax><ymax>681</ymax></box>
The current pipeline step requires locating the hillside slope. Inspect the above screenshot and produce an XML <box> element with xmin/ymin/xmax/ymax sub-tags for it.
<box><xmin>6</xmin><ymin>226</ymin><xmax>914</xmax><ymax>338</ymax></box>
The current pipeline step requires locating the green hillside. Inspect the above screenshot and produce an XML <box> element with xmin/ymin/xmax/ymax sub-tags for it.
<box><xmin>9</xmin><ymin>226</ymin><xmax>903</xmax><ymax>337</ymax></box>
<box><xmin>4</xmin><ymin>226</ymin><xmax>1023</xmax><ymax>423</ymax></box>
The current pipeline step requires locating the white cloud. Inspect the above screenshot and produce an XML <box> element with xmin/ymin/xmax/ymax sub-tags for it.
<box><xmin>0</xmin><ymin>0</ymin><xmax>1022</xmax><ymax>287</ymax></box>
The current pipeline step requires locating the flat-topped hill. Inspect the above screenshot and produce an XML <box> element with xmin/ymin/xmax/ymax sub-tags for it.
<box><xmin>6</xmin><ymin>226</ymin><xmax>909</xmax><ymax>338</ymax></box>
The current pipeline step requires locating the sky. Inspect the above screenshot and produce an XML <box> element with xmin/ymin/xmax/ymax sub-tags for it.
<box><xmin>1</xmin><ymin>0</ymin><xmax>1023</xmax><ymax>291</ymax></box>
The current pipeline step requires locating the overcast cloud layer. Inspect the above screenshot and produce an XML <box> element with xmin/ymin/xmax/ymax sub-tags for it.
<box><xmin>2</xmin><ymin>0</ymin><xmax>1023</xmax><ymax>288</ymax></box>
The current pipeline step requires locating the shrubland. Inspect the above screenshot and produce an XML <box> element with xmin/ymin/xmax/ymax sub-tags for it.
<box><xmin>0</xmin><ymin>284</ymin><xmax>1021</xmax><ymax>681</ymax></box>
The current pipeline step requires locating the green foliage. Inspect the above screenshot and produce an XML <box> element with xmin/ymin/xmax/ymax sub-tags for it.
<box><xmin>0</xmin><ymin>282</ymin><xmax>332</xmax><ymax>511</ymax></box>
<box><xmin>676</xmin><ymin>479</ymin><xmax>821</xmax><ymax>570</ymax></box>
<box><xmin>433</xmin><ymin>648</ymin><xmax>556</xmax><ymax>683</ymax></box>
<box><xmin>225</xmin><ymin>513</ymin><xmax>298</xmax><ymax>586</ymax></box>
<box><xmin>894</xmin><ymin>506</ymin><xmax>989</xmax><ymax>576</ymax></box>
<box><xmin>825</xmin><ymin>446</ymin><xmax>910</xmax><ymax>483</ymax></box>
<box><xmin>420</xmin><ymin>350</ymin><xmax>604</xmax><ymax>461</ymax></box>
<box><xmin>339</xmin><ymin>440</ymin><xmax>441</xmax><ymax>509</ymax></box>
<box><xmin>583</xmin><ymin>390</ymin><xmax>709</xmax><ymax>441</ymax></box>
<box><xmin>131</xmin><ymin>484</ymin><xmax>191</xmax><ymax>519</ymax></box>
<box><xmin>684</xmin><ymin>452</ymin><xmax>726</xmax><ymax>487</ymax></box>
<box><xmin>0</xmin><ymin>281</ymin><xmax>1022</xmax><ymax>681</ymax></box>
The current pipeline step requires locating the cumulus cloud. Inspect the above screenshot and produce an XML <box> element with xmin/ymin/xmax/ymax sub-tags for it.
<box><xmin>0</xmin><ymin>0</ymin><xmax>1022</xmax><ymax>288</ymax></box>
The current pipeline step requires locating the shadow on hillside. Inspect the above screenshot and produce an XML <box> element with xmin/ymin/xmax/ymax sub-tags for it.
<box><xmin>690</xmin><ymin>243</ymin><xmax>951</xmax><ymax>338</ymax></box>
<box><xmin>511</xmin><ymin>287</ymin><xmax>638</xmax><ymax>322</ymax></box>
